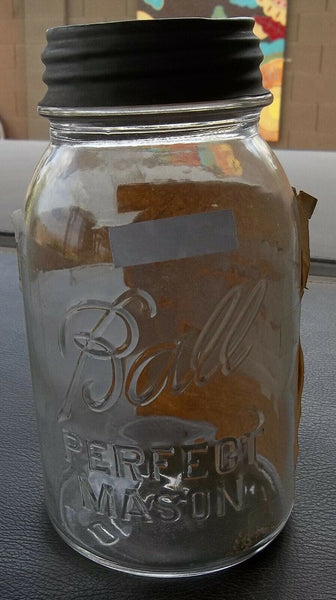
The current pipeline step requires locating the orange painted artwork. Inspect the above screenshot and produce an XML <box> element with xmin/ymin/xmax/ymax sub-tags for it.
<box><xmin>137</xmin><ymin>0</ymin><xmax>288</xmax><ymax>142</ymax></box>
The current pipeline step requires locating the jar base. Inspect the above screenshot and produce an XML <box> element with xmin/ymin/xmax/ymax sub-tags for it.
<box><xmin>48</xmin><ymin>505</ymin><xmax>293</xmax><ymax>578</ymax></box>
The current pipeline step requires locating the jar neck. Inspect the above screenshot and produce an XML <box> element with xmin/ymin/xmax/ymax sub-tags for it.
<box><xmin>40</xmin><ymin>95</ymin><xmax>272</xmax><ymax>145</ymax></box>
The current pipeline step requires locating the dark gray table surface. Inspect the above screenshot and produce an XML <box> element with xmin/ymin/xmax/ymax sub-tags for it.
<box><xmin>0</xmin><ymin>248</ymin><xmax>335</xmax><ymax>600</ymax></box>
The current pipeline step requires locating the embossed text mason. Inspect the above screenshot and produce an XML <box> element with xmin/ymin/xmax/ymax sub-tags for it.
<box><xmin>16</xmin><ymin>18</ymin><xmax>306</xmax><ymax>576</ymax></box>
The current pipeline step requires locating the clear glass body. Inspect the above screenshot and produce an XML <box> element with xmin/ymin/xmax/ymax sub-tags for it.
<box><xmin>17</xmin><ymin>103</ymin><xmax>301</xmax><ymax>577</ymax></box>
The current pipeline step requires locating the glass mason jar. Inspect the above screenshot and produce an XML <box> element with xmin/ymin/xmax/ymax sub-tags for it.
<box><xmin>17</xmin><ymin>19</ymin><xmax>301</xmax><ymax>576</ymax></box>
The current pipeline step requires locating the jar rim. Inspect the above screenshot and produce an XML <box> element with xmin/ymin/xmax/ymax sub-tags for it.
<box><xmin>38</xmin><ymin>94</ymin><xmax>273</xmax><ymax>119</ymax></box>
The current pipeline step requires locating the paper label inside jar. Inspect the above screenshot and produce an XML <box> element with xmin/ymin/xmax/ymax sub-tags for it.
<box><xmin>108</xmin><ymin>209</ymin><xmax>237</xmax><ymax>267</ymax></box>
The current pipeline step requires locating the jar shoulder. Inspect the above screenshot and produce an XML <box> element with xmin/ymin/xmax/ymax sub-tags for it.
<box><xmin>26</xmin><ymin>135</ymin><xmax>293</xmax><ymax>217</ymax></box>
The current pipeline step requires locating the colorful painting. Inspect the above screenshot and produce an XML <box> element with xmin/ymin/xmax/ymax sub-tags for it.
<box><xmin>137</xmin><ymin>0</ymin><xmax>287</xmax><ymax>142</ymax></box>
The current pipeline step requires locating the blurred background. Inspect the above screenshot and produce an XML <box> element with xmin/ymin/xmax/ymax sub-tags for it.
<box><xmin>0</xmin><ymin>1</ymin><xmax>335</xmax><ymax>263</ymax></box>
<box><xmin>0</xmin><ymin>0</ymin><xmax>335</xmax><ymax>147</ymax></box>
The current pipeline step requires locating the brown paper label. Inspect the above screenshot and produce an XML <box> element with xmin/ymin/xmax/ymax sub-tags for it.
<box><xmin>294</xmin><ymin>188</ymin><xmax>317</xmax><ymax>462</ymax></box>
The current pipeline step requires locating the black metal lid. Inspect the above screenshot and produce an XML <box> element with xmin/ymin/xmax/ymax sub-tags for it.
<box><xmin>39</xmin><ymin>18</ymin><xmax>267</xmax><ymax>109</ymax></box>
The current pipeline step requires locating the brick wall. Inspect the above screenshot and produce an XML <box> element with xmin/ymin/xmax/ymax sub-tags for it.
<box><xmin>0</xmin><ymin>0</ymin><xmax>27</xmax><ymax>138</ymax></box>
<box><xmin>23</xmin><ymin>0</ymin><xmax>136</xmax><ymax>139</ymax></box>
<box><xmin>0</xmin><ymin>0</ymin><xmax>335</xmax><ymax>148</ymax></box>
<box><xmin>66</xmin><ymin>0</ymin><xmax>137</xmax><ymax>25</ymax></box>
<box><xmin>24</xmin><ymin>0</ymin><xmax>66</xmax><ymax>139</ymax></box>
<box><xmin>274</xmin><ymin>0</ymin><xmax>336</xmax><ymax>149</ymax></box>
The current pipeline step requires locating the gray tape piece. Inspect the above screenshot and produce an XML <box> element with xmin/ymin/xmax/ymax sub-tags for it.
<box><xmin>109</xmin><ymin>209</ymin><xmax>237</xmax><ymax>268</ymax></box>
